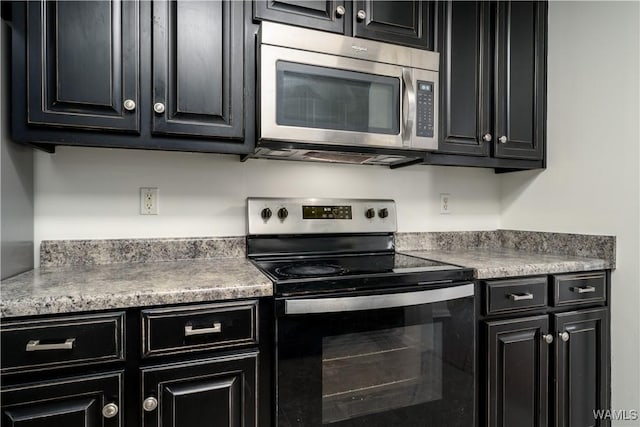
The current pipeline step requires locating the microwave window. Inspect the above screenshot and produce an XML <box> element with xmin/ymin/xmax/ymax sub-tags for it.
<box><xmin>276</xmin><ymin>61</ymin><xmax>400</xmax><ymax>135</ymax></box>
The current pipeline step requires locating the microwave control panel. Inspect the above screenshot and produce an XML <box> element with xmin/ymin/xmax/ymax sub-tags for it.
<box><xmin>416</xmin><ymin>81</ymin><xmax>434</xmax><ymax>138</ymax></box>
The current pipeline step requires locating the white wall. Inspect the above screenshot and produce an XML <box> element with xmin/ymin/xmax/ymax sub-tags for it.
<box><xmin>500</xmin><ymin>1</ymin><xmax>640</xmax><ymax>423</ymax></box>
<box><xmin>34</xmin><ymin>147</ymin><xmax>501</xmax><ymax>261</ymax></box>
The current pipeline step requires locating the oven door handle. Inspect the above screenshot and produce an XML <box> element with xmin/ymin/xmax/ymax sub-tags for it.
<box><xmin>284</xmin><ymin>283</ymin><xmax>474</xmax><ymax>315</ymax></box>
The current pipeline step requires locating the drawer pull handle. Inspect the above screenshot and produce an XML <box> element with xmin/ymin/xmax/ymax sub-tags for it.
<box><xmin>542</xmin><ymin>334</ymin><xmax>554</xmax><ymax>344</ymax></box>
<box><xmin>559</xmin><ymin>331</ymin><xmax>570</xmax><ymax>342</ymax></box>
<box><xmin>508</xmin><ymin>292</ymin><xmax>534</xmax><ymax>301</ymax></box>
<box><xmin>571</xmin><ymin>286</ymin><xmax>596</xmax><ymax>294</ymax></box>
<box><xmin>184</xmin><ymin>322</ymin><xmax>222</xmax><ymax>336</ymax></box>
<box><xmin>26</xmin><ymin>338</ymin><xmax>75</xmax><ymax>351</ymax></box>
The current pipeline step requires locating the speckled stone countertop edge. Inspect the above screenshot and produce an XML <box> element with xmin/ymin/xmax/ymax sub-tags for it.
<box><xmin>401</xmin><ymin>248</ymin><xmax>612</xmax><ymax>280</ymax></box>
<box><xmin>0</xmin><ymin>284</ymin><xmax>273</xmax><ymax>319</ymax></box>
<box><xmin>473</xmin><ymin>260</ymin><xmax>612</xmax><ymax>279</ymax></box>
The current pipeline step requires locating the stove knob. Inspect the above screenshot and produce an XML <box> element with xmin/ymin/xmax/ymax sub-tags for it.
<box><xmin>365</xmin><ymin>208</ymin><xmax>376</xmax><ymax>219</ymax></box>
<box><xmin>378</xmin><ymin>208</ymin><xmax>389</xmax><ymax>219</ymax></box>
<box><xmin>261</xmin><ymin>208</ymin><xmax>272</xmax><ymax>220</ymax></box>
<box><xmin>277</xmin><ymin>207</ymin><xmax>288</xmax><ymax>220</ymax></box>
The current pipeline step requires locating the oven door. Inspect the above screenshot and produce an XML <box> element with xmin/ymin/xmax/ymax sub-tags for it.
<box><xmin>275</xmin><ymin>283</ymin><xmax>475</xmax><ymax>427</ymax></box>
<box><xmin>260</xmin><ymin>44</ymin><xmax>438</xmax><ymax>151</ymax></box>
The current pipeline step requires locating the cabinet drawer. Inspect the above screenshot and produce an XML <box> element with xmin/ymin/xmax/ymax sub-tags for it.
<box><xmin>0</xmin><ymin>312</ymin><xmax>125</xmax><ymax>374</ymax></box>
<box><xmin>141</xmin><ymin>301</ymin><xmax>258</xmax><ymax>357</ymax></box>
<box><xmin>484</xmin><ymin>277</ymin><xmax>548</xmax><ymax>315</ymax></box>
<box><xmin>552</xmin><ymin>271</ymin><xmax>606</xmax><ymax>307</ymax></box>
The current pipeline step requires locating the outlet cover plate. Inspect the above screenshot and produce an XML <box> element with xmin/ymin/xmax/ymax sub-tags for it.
<box><xmin>140</xmin><ymin>187</ymin><xmax>159</xmax><ymax>215</ymax></box>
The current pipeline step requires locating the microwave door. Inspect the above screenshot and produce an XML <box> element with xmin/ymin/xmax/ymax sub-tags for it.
<box><xmin>260</xmin><ymin>45</ymin><xmax>405</xmax><ymax>149</ymax></box>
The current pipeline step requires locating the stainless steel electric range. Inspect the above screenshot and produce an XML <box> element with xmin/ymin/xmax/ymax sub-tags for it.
<box><xmin>247</xmin><ymin>198</ymin><xmax>475</xmax><ymax>427</ymax></box>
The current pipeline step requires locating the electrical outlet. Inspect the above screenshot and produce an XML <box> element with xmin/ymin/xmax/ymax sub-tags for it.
<box><xmin>440</xmin><ymin>193</ymin><xmax>451</xmax><ymax>215</ymax></box>
<box><xmin>140</xmin><ymin>188</ymin><xmax>159</xmax><ymax>215</ymax></box>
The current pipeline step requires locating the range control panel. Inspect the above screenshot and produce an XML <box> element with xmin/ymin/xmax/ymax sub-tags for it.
<box><xmin>416</xmin><ymin>80</ymin><xmax>434</xmax><ymax>138</ymax></box>
<box><xmin>247</xmin><ymin>198</ymin><xmax>397</xmax><ymax>235</ymax></box>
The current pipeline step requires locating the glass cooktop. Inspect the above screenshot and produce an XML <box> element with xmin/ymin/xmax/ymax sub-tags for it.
<box><xmin>251</xmin><ymin>252</ymin><xmax>465</xmax><ymax>284</ymax></box>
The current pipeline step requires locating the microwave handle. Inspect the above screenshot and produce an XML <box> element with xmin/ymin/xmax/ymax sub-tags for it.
<box><xmin>401</xmin><ymin>68</ymin><xmax>416</xmax><ymax>146</ymax></box>
<box><xmin>284</xmin><ymin>283</ymin><xmax>474</xmax><ymax>315</ymax></box>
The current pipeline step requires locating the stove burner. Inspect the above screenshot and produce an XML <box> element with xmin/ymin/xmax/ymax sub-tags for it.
<box><xmin>275</xmin><ymin>263</ymin><xmax>346</xmax><ymax>278</ymax></box>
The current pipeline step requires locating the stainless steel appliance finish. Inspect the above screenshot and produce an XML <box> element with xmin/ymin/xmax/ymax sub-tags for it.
<box><xmin>284</xmin><ymin>284</ymin><xmax>474</xmax><ymax>314</ymax></box>
<box><xmin>247</xmin><ymin>197</ymin><xmax>397</xmax><ymax>235</ymax></box>
<box><xmin>257</xmin><ymin>22</ymin><xmax>439</xmax><ymax>162</ymax></box>
<box><xmin>246</xmin><ymin>197</ymin><xmax>475</xmax><ymax>427</ymax></box>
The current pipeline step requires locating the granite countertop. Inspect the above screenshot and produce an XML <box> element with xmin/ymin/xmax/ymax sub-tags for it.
<box><xmin>401</xmin><ymin>248</ymin><xmax>612</xmax><ymax>279</ymax></box>
<box><xmin>0</xmin><ymin>258</ymin><xmax>272</xmax><ymax>318</ymax></box>
<box><xmin>0</xmin><ymin>231</ymin><xmax>615</xmax><ymax>318</ymax></box>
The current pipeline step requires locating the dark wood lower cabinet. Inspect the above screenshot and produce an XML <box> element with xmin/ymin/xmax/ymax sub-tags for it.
<box><xmin>0</xmin><ymin>301</ymin><xmax>269</xmax><ymax>427</ymax></box>
<box><xmin>482</xmin><ymin>273</ymin><xmax>610</xmax><ymax>427</ymax></box>
<box><xmin>486</xmin><ymin>315</ymin><xmax>549</xmax><ymax>427</ymax></box>
<box><xmin>141</xmin><ymin>352</ymin><xmax>258</xmax><ymax>427</ymax></box>
<box><xmin>554</xmin><ymin>308</ymin><xmax>609</xmax><ymax>427</ymax></box>
<box><xmin>1</xmin><ymin>371</ymin><xmax>123</xmax><ymax>427</ymax></box>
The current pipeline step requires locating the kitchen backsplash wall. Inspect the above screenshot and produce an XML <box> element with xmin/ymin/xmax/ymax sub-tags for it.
<box><xmin>33</xmin><ymin>146</ymin><xmax>501</xmax><ymax>265</ymax></box>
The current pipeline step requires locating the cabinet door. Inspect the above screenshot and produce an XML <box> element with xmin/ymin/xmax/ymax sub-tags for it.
<box><xmin>141</xmin><ymin>352</ymin><xmax>257</xmax><ymax>427</ymax></box>
<box><xmin>1</xmin><ymin>371</ymin><xmax>123</xmax><ymax>427</ymax></box>
<box><xmin>554</xmin><ymin>308</ymin><xmax>609</xmax><ymax>427</ymax></box>
<box><xmin>254</xmin><ymin>1</ymin><xmax>347</xmax><ymax>34</ymax></box>
<box><xmin>436</xmin><ymin>1</ymin><xmax>490</xmax><ymax>156</ymax></box>
<box><xmin>26</xmin><ymin>0</ymin><xmax>139</xmax><ymax>132</ymax></box>
<box><xmin>152</xmin><ymin>0</ymin><xmax>244</xmax><ymax>138</ymax></box>
<box><xmin>493</xmin><ymin>1</ymin><xmax>546</xmax><ymax>160</ymax></box>
<box><xmin>485</xmin><ymin>315</ymin><xmax>549</xmax><ymax>427</ymax></box>
<box><xmin>353</xmin><ymin>1</ymin><xmax>433</xmax><ymax>50</ymax></box>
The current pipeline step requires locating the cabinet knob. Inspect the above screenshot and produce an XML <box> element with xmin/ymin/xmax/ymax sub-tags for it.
<box><xmin>482</xmin><ymin>133</ymin><xmax>492</xmax><ymax>142</ymax></box>
<box><xmin>123</xmin><ymin>99</ymin><xmax>136</xmax><ymax>111</ymax></box>
<box><xmin>153</xmin><ymin>102</ymin><xmax>166</xmax><ymax>114</ymax></box>
<box><xmin>542</xmin><ymin>334</ymin><xmax>554</xmax><ymax>344</ymax></box>
<box><xmin>102</xmin><ymin>403</ymin><xmax>119</xmax><ymax>418</ymax></box>
<box><xmin>357</xmin><ymin>9</ymin><xmax>366</xmax><ymax>20</ymax></box>
<box><xmin>499</xmin><ymin>135</ymin><xmax>508</xmax><ymax>144</ymax></box>
<box><xmin>336</xmin><ymin>5</ymin><xmax>346</xmax><ymax>16</ymax></box>
<box><xmin>559</xmin><ymin>331</ymin><xmax>570</xmax><ymax>342</ymax></box>
<box><xmin>143</xmin><ymin>396</ymin><xmax>158</xmax><ymax>412</ymax></box>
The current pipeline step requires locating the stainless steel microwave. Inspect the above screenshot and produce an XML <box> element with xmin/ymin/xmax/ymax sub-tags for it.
<box><xmin>256</xmin><ymin>22</ymin><xmax>440</xmax><ymax>165</ymax></box>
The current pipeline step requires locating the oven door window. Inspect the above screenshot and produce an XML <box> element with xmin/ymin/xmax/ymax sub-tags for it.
<box><xmin>276</xmin><ymin>61</ymin><xmax>400</xmax><ymax>135</ymax></box>
<box><xmin>322</xmin><ymin>323</ymin><xmax>442</xmax><ymax>423</ymax></box>
<box><xmin>276</xmin><ymin>295</ymin><xmax>474</xmax><ymax>427</ymax></box>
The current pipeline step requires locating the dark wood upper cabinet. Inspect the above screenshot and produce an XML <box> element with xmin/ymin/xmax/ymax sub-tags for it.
<box><xmin>12</xmin><ymin>0</ymin><xmax>255</xmax><ymax>154</ymax></box>
<box><xmin>554</xmin><ymin>309</ymin><xmax>609</xmax><ymax>427</ymax></box>
<box><xmin>26</xmin><ymin>0</ymin><xmax>139</xmax><ymax>132</ymax></box>
<box><xmin>486</xmin><ymin>315</ymin><xmax>549</xmax><ymax>427</ymax></box>
<box><xmin>436</xmin><ymin>1</ymin><xmax>490</xmax><ymax>156</ymax></box>
<box><xmin>353</xmin><ymin>1</ymin><xmax>433</xmax><ymax>50</ymax></box>
<box><xmin>494</xmin><ymin>0</ymin><xmax>546</xmax><ymax>160</ymax></box>
<box><xmin>436</xmin><ymin>0</ymin><xmax>546</xmax><ymax>162</ymax></box>
<box><xmin>254</xmin><ymin>0</ymin><xmax>348</xmax><ymax>34</ymax></box>
<box><xmin>254</xmin><ymin>0</ymin><xmax>434</xmax><ymax>50</ymax></box>
<box><xmin>152</xmin><ymin>0</ymin><xmax>244</xmax><ymax>139</ymax></box>
<box><xmin>1</xmin><ymin>372</ymin><xmax>123</xmax><ymax>427</ymax></box>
